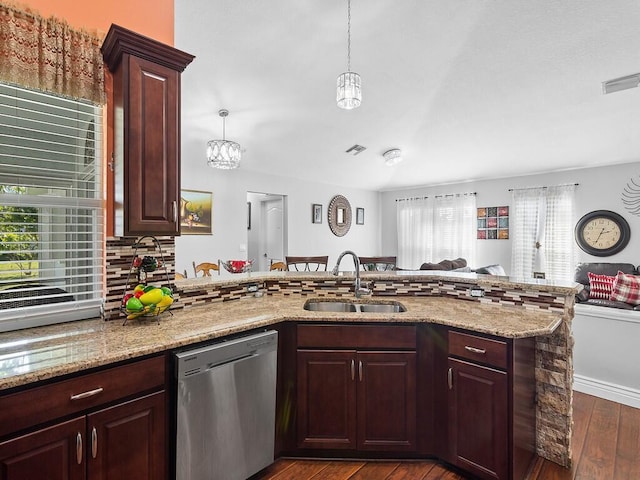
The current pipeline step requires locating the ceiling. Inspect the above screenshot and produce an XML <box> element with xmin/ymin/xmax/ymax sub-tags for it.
<box><xmin>174</xmin><ymin>0</ymin><xmax>640</xmax><ymax>191</ymax></box>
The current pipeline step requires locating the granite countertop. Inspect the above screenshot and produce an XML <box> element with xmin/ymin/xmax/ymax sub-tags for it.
<box><xmin>0</xmin><ymin>295</ymin><xmax>563</xmax><ymax>391</ymax></box>
<box><xmin>177</xmin><ymin>270</ymin><xmax>582</xmax><ymax>295</ymax></box>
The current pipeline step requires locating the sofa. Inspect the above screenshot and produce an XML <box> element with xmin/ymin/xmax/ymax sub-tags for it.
<box><xmin>574</xmin><ymin>262</ymin><xmax>640</xmax><ymax>310</ymax></box>
<box><xmin>416</xmin><ymin>258</ymin><xmax>506</xmax><ymax>276</ymax></box>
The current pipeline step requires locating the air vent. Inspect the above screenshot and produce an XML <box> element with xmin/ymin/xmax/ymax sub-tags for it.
<box><xmin>603</xmin><ymin>74</ymin><xmax>640</xmax><ymax>94</ymax></box>
<box><xmin>345</xmin><ymin>144</ymin><xmax>366</xmax><ymax>156</ymax></box>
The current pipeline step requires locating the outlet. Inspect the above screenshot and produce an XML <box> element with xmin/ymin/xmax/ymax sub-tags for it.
<box><xmin>469</xmin><ymin>287</ymin><xmax>485</xmax><ymax>298</ymax></box>
<box><xmin>247</xmin><ymin>284</ymin><xmax>259</xmax><ymax>293</ymax></box>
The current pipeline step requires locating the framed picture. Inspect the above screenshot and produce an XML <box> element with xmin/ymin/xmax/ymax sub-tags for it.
<box><xmin>247</xmin><ymin>202</ymin><xmax>251</xmax><ymax>230</ymax></box>
<box><xmin>180</xmin><ymin>189</ymin><xmax>212</xmax><ymax>235</ymax></box>
<box><xmin>356</xmin><ymin>207</ymin><xmax>365</xmax><ymax>225</ymax></box>
<box><xmin>312</xmin><ymin>204</ymin><xmax>322</xmax><ymax>224</ymax></box>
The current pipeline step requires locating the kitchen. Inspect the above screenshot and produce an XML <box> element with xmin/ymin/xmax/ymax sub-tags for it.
<box><xmin>0</xmin><ymin>1</ymin><xmax>640</xmax><ymax>480</ymax></box>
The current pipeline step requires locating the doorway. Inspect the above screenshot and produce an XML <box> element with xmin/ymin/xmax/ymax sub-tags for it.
<box><xmin>247</xmin><ymin>192</ymin><xmax>288</xmax><ymax>271</ymax></box>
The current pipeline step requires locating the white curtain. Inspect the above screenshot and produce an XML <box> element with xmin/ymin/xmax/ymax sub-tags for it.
<box><xmin>397</xmin><ymin>197</ymin><xmax>432</xmax><ymax>270</ymax></box>
<box><xmin>511</xmin><ymin>185</ymin><xmax>576</xmax><ymax>281</ymax></box>
<box><xmin>396</xmin><ymin>194</ymin><xmax>476</xmax><ymax>270</ymax></box>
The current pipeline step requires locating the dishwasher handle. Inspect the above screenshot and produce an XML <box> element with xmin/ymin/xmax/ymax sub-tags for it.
<box><xmin>175</xmin><ymin>330</ymin><xmax>278</xmax><ymax>380</ymax></box>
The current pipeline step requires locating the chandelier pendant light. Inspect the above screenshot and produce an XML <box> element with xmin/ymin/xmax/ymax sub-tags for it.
<box><xmin>336</xmin><ymin>0</ymin><xmax>361</xmax><ymax>110</ymax></box>
<box><xmin>207</xmin><ymin>109</ymin><xmax>241</xmax><ymax>169</ymax></box>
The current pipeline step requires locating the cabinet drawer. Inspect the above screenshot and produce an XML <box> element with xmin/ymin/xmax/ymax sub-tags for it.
<box><xmin>448</xmin><ymin>330</ymin><xmax>508</xmax><ymax>369</ymax></box>
<box><xmin>298</xmin><ymin>324</ymin><xmax>416</xmax><ymax>349</ymax></box>
<box><xmin>0</xmin><ymin>355</ymin><xmax>165</xmax><ymax>438</ymax></box>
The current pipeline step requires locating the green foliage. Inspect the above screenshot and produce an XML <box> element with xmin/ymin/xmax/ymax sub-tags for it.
<box><xmin>0</xmin><ymin>186</ymin><xmax>39</xmax><ymax>277</ymax></box>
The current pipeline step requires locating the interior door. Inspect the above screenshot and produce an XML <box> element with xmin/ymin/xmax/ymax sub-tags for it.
<box><xmin>264</xmin><ymin>198</ymin><xmax>283</xmax><ymax>270</ymax></box>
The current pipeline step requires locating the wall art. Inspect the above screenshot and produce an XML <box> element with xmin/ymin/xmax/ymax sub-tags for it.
<box><xmin>477</xmin><ymin>206</ymin><xmax>509</xmax><ymax>240</ymax></box>
<box><xmin>180</xmin><ymin>189</ymin><xmax>213</xmax><ymax>235</ymax></box>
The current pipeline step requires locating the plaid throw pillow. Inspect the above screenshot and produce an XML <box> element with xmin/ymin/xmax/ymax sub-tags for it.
<box><xmin>587</xmin><ymin>272</ymin><xmax>615</xmax><ymax>299</ymax></box>
<box><xmin>610</xmin><ymin>271</ymin><xmax>640</xmax><ymax>305</ymax></box>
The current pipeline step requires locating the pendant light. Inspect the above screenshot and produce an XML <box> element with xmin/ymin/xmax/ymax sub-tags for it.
<box><xmin>336</xmin><ymin>0</ymin><xmax>361</xmax><ymax>110</ymax></box>
<box><xmin>207</xmin><ymin>109</ymin><xmax>241</xmax><ymax>169</ymax></box>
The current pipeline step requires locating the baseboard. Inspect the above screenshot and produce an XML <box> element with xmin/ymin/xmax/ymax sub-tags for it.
<box><xmin>573</xmin><ymin>374</ymin><xmax>640</xmax><ymax>408</ymax></box>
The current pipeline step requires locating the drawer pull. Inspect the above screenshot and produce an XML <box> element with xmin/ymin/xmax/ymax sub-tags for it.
<box><xmin>358</xmin><ymin>360</ymin><xmax>363</xmax><ymax>382</ymax></box>
<box><xmin>464</xmin><ymin>346</ymin><xmax>486</xmax><ymax>355</ymax></box>
<box><xmin>76</xmin><ymin>432</ymin><xmax>83</xmax><ymax>465</ymax></box>
<box><xmin>448</xmin><ymin>367</ymin><xmax>453</xmax><ymax>390</ymax></box>
<box><xmin>350</xmin><ymin>359</ymin><xmax>355</xmax><ymax>381</ymax></box>
<box><xmin>172</xmin><ymin>201</ymin><xmax>178</xmax><ymax>223</ymax></box>
<box><xmin>70</xmin><ymin>387</ymin><xmax>104</xmax><ymax>401</ymax></box>
<box><xmin>91</xmin><ymin>427</ymin><xmax>98</xmax><ymax>459</ymax></box>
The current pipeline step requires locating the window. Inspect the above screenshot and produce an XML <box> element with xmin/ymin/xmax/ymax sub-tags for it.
<box><xmin>396</xmin><ymin>194</ymin><xmax>476</xmax><ymax>270</ymax></box>
<box><xmin>511</xmin><ymin>185</ymin><xmax>576</xmax><ymax>282</ymax></box>
<box><xmin>0</xmin><ymin>83</ymin><xmax>104</xmax><ymax>332</ymax></box>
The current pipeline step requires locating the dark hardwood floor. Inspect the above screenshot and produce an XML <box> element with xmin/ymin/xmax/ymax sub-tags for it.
<box><xmin>253</xmin><ymin>391</ymin><xmax>640</xmax><ymax>480</ymax></box>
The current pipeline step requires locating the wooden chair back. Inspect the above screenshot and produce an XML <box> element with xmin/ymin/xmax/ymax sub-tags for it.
<box><xmin>285</xmin><ymin>256</ymin><xmax>329</xmax><ymax>272</ymax></box>
<box><xmin>175</xmin><ymin>270</ymin><xmax>187</xmax><ymax>280</ymax></box>
<box><xmin>270</xmin><ymin>261</ymin><xmax>287</xmax><ymax>271</ymax></box>
<box><xmin>358</xmin><ymin>256</ymin><xmax>397</xmax><ymax>271</ymax></box>
<box><xmin>193</xmin><ymin>260</ymin><xmax>221</xmax><ymax>277</ymax></box>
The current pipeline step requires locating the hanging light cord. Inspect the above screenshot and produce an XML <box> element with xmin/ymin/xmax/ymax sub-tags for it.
<box><xmin>346</xmin><ymin>0</ymin><xmax>352</xmax><ymax>72</ymax></box>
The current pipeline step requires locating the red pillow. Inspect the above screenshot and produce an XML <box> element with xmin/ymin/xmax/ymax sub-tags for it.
<box><xmin>610</xmin><ymin>271</ymin><xmax>640</xmax><ymax>305</ymax></box>
<box><xmin>587</xmin><ymin>272</ymin><xmax>615</xmax><ymax>299</ymax></box>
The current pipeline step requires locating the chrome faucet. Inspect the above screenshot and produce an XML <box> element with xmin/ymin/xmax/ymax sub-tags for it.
<box><xmin>332</xmin><ymin>250</ymin><xmax>371</xmax><ymax>298</ymax></box>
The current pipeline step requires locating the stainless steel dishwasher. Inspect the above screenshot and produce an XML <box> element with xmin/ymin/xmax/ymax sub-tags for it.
<box><xmin>174</xmin><ymin>330</ymin><xmax>278</xmax><ymax>480</ymax></box>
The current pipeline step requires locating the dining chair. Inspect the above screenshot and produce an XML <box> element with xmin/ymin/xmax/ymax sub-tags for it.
<box><xmin>175</xmin><ymin>270</ymin><xmax>188</xmax><ymax>280</ymax></box>
<box><xmin>270</xmin><ymin>260</ymin><xmax>287</xmax><ymax>271</ymax></box>
<box><xmin>285</xmin><ymin>256</ymin><xmax>329</xmax><ymax>272</ymax></box>
<box><xmin>358</xmin><ymin>256</ymin><xmax>397</xmax><ymax>271</ymax></box>
<box><xmin>193</xmin><ymin>260</ymin><xmax>221</xmax><ymax>277</ymax></box>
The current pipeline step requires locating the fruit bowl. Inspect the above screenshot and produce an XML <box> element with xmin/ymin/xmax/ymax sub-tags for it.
<box><xmin>122</xmin><ymin>284</ymin><xmax>175</xmax><ymax>322</ymax></box>
<box><xmin>221</xmin><ymin>259</ymin><xmax>253</xmax><ymax>274</ymax></box>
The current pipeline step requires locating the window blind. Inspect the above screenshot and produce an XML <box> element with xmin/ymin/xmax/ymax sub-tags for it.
<box><xmin>0</xmin><ymin>83</ymin><xmax>104</xmax><ymax>332</ymax></box>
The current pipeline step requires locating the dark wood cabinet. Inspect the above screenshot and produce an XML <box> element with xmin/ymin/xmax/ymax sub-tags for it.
<box><xmin>445</xmin><ymin>329</ymin><xmax>536</xmax><ymax>480</ymax></box>
<box><xmin>87</xmin><ymin>392</ymin><xmax>165</xmax><ymax>480</ymax></box>
<box><xmin>0</xmin><ymin>417</ymin><xmax>86</xmax><ymax>480</ymax></box>
<box><xmin>447</xmin><ymin>357</ymin><xmax>508</xmax><ymax>480</ymax></box>
<box><xmin>0</xmin><ymin>356</ymin><xmax>166</xmax><ymax>480</ymax></box>
<box><xmin>296</xmin><ymin>324</ymin><xmax>417</xmax><ymax>453</ymax></box>
<box><xmin>297</xmin><ymin>349</ymin><xmax>357</xmax><ymax>450</ymax></box>
<box><xmin>101</xmin><ymin>24</ymin><xmax>194</xmax><ymax>237</ymax></box>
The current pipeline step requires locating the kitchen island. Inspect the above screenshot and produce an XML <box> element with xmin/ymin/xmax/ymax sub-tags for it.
<box><xmin>0</xmin><ymin>271</ymin><xmax>579</xmax><ymax>479</ymax></box>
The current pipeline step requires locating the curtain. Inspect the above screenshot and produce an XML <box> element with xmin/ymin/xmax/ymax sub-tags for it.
<box><xmin>0</xmin><ymin>3</ymin><xmax>105</xmax><ymax>103</ymax></box>
<box><xmin>396</xmin><ymin>194</ymin><xmax>476</xmax><ymax>270</ymax></box>
<box><xmin>397</xmin><ymin>197</ymin><xmax>432</xmax><ymax>270</ymax></box>
<box><xmin>511</xmin><ymin>185</ymin><xmax>576</xmax><ymax>281</ymax></box>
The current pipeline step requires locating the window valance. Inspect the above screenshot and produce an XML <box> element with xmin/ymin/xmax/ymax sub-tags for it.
<box><xmin>0</xmin><ymin>3</ymin><xmax>105</xmax><ymax>104</ymax></box>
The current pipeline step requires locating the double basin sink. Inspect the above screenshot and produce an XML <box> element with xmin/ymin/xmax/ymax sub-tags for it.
<box><xmin>303</xmin><ymin>299</ymin><xmax>406</xmax><ymax>313</ymax></box>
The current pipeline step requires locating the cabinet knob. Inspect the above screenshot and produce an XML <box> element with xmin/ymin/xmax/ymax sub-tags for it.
<box><xmin>91</xmin><ymin>427</ymin><xmax>98</xmax><ymax>459</ymax></box>
<box><xmin>76</xmin><ymin>432</ymin><xmax>83</xmax><ymax>465</ymax></box>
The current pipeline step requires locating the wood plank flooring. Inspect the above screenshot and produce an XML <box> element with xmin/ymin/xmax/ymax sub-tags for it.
<box><xmin>252</xmin><ymin>391</ymin><xmax>640</xmax><ymax>480</ymax></box>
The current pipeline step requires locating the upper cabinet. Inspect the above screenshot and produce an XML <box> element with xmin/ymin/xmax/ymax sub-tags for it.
<box><xmin>101</xmin><ymin>24</ymin><xmax>194</xmax><ymax>237</ymax></box>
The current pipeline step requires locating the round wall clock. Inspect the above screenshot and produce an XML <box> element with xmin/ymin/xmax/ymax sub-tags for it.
<box><xmin>574</xmin><ymin>210</ymin><xmax>630</xmax><ymax>256</ymax></box>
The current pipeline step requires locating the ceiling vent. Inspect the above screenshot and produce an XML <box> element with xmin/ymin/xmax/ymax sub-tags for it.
<box><xmin>345</xmin><ymin>144</ymin><xmax>366</xmax><ymax>156</ymax></box>
<box><xmin>602</xmin><ymin>74</ymin><xmax>640</xmax><ymax>94</ymax></box>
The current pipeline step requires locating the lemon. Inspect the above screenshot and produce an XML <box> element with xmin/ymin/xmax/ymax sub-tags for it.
<box><xmin>139</xmin><ymin>288</ymin><xmax>164</xmax><ymax>306</ymax></box>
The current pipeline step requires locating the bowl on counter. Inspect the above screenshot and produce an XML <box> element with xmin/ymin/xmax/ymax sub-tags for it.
<box><xmin>221</xmin><ymin>259</ymin><xmax>253</xmax><ymax>274</ymax></box>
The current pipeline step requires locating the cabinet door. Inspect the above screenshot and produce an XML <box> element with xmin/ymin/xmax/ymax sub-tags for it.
<box><xmin>448</xmin><ymin>358</ymin><xmax>508</xmax><ymax>480</ymax></box>
<box><xmin>87</xmin><ymin>391</ymin><xmax>165</xmax><ymax>480</ymax></box>
<box><xmin>297</xmin><ymin>350</ymin><xmax>356</xmax><ymax>449</ymax></box>
<box><xmin>0</xmin><ymin>417</ymin><xmax>86</xmax><ymax>480</ymax></box>
<box><xmin>123</xmin><ymin>55</ymin><xmax>180</xmax><ymax>236</ymax></box>
<box><xmin>357</xmin><ymin>351</ymin><xmax>417</xmax><ymax>452</ymax></box>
